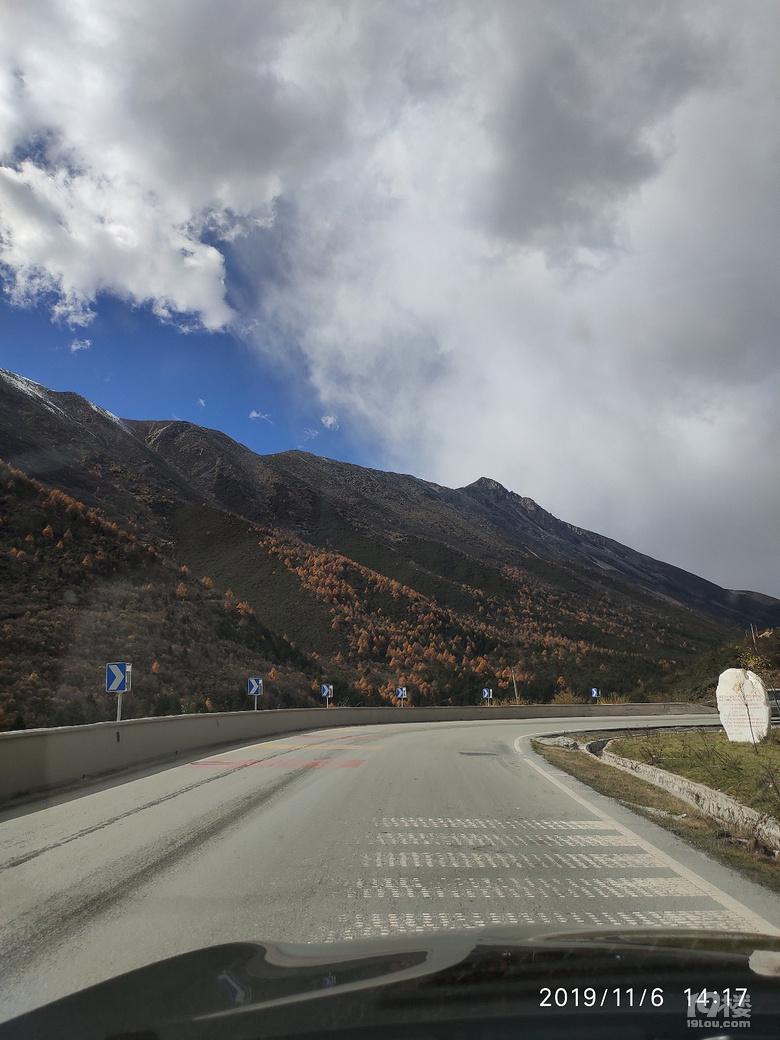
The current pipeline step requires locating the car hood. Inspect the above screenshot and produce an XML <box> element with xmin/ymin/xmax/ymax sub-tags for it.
<box><xmin>4</xmin><ymin>926</ymin><xmax>780</xmax><ymax>1039</ymax></box>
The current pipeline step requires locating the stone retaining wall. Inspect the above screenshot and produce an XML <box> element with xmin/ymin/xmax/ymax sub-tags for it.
<box><xmin>583</xmin><ymin>737</ymin><xmax>780</xmax><ymax>853</ymax></box>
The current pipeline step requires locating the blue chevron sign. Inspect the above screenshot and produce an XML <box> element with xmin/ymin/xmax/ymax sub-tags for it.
<box><xmin>248</xmin><ymin>678</ymin><xmax>263</xmax><ymax>697</ymax></box>
<box><xmin>106</xmin><ymin>663</ymin><xmax>129</xmax><ymax>693</ymax></box>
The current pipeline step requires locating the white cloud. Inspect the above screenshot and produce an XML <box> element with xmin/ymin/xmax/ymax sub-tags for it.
<box><xmin>197</xmin><ymin>397</ymin><xmax>205</xmax><ymax>408</ymax></box>
<box><xmin>69</xmin><ymin>338</ymin><xmax>90</xmax><ymax>352</ymax></box>
<box><xmin>1</xmin><ymin>1</ymin><xmax>779</xmax><ymax>594</ymax></box>
<box><xmin>248</xmin><ymin>409</ymin><xmax>271</xmax><ymax>423</ymax></box>
<box><xmin>320</xmin><ymin>413</ymin><xmax>338</xmax><ymax>431</ymax></box>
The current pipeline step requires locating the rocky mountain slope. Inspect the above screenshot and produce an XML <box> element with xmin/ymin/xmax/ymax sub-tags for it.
<box><xmin>1</xmin><ymin>366</ymin><xmax>777</xmax><ymax>728</ymax></box>
<box><xmin>2</xmin><ymin>367</ymin><xmax>775</xmax><ymax>628</ymax></box>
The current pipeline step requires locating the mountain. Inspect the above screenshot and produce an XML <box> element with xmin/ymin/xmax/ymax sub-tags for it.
<box><xmin>0</xmin><ymin>366</ymin><xmax>777</xmax><ymax>729</ymax></box>
<box><xmin>127</xmin><ymin>432</ymin><xmax>775</xmax><ymax>629</ymax></box>
<box><xmin>2</xmin><ymin>367</ymin><xmax>774</xmax><ymax>628</ymax></box>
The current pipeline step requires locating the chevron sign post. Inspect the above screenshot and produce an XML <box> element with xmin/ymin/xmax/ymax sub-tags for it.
<box><xmin>248</xmin><ymin>678</ymin><xmax>263</xmax><ymax>710</ymax></box>
<box><xmin>106</xmin><ymin>662</ymin><xmax>131</xmax><ymax>721</ymax></box>
<box><xmin>396</xmin><ymin>686</ymin><xmax>407</xmax><ymax>707</ymax></box>
<box><xmin>322</xmin><ymin>683</ymin><xmax>333</xmax><ymax>707</ymax></box>
<box><xmin>482</xmin><ymin>687</ymin><xmax>492</xmax><ymax>706</ymax></box>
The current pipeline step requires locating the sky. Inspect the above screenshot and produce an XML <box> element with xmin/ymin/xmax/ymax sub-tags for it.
<box><xmin>0</xmin><ymin>0</ymin><xmax>778</xmax><ymax>598</ymax></box>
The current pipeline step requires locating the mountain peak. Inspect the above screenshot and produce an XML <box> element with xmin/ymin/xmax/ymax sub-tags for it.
<box><xmin>0</xmin><ymin>366</ymin><xmax>61</xmax><ymax>416</ymax></box>
<box><xmin>1</xmin><ymin>366</ymin><xmax>778</xmax><ymax>634</ymax></box>
<box><xmin>461</xmin><ymin>476</ymin><xmax>545</xmax><ymax>516</ymax></box>
<box><xmin>468</xmin><ymin>476</ymin><xmax>508</xmax><ymax>494</ymax></box>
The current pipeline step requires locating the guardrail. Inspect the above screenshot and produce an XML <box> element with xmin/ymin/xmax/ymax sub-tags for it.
<box><xmin>0</xmin><ymin>702</ymin><xmax>717</xmax><ymax>804</ymax></box>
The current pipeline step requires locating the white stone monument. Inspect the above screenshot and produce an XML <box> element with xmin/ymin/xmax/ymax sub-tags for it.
<box><xmin>716</xmin><ymin>667</ymin><xmax>770</xmax><ymax>743</ymax></box>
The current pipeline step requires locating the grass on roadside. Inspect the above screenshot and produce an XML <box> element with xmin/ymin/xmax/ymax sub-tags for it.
<box><xmin>532</xmin><ymin>739</ymin><xmax>780</xmax><ymax>895</ymax></box>
<box><xmin>609</xmin><ymin>728</ymin><xmax>780</xmax><ymax>820</ymax></box>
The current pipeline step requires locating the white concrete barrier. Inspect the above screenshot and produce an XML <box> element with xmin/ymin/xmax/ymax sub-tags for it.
<box><xmin>0</xmin><ymin>702</ymin><xmax>715</xmax><ymax>804</ymax></box>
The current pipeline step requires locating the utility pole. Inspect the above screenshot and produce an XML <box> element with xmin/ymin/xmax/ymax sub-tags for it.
<box><xmin>511</xmin><ymin>667</ymin><xmax>519</xmax><ymax>704</ymax></box>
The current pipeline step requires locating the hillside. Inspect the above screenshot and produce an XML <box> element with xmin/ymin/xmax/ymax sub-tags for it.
<box><xmin>2</xmin><ymin>368</ymin><xmax>775</xmax><ymax>631</ymax></box>
<box><xmin>1</xmin><ymin>367</ymin><xmax>778</xmax><ymax>729</ymax></box>
<box><xmin>125</xmin><ymin>422</ymin><xmax>779</xmax><ymax>631</ymax></box>
<box><xmin>0</xmin><ymin>460</ymin><xmax>325</xmax><ymax>729</ymax></box>
<box><xmin>0</xmin><ymin>456</ymin><xmax>729</xmax><ymax>729</ymax></box>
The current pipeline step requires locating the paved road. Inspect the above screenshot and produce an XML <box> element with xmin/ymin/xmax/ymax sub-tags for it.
<box><xmin>2</xmin><ymin>715</ymin><xmax>780</xmax><ymax>1022</ymax></box>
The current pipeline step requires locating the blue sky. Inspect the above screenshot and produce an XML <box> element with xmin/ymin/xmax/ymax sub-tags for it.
<box><xmin>1</xmin><ymin>292</ymin><xmax>373</xmax><ymax>467</ymax></box>
<box><xmin>1</xmin><ymin>1</ymin><xmax>779</xmax><ymax>597</ymax></box>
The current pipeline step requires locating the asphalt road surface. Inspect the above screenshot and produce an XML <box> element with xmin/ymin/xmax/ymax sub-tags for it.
<box><xmin>3</xmin><ymin>715</ymin><xmax>780</xmax><ymax>1023</ymax></box>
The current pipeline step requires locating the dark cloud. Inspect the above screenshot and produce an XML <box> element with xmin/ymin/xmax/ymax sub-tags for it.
<box><xmin>485</xmin><ymin>2</ymin><xmax>725</xmax><ymax>257</ymax></box>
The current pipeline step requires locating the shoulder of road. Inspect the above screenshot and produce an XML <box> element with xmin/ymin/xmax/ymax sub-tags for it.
<box><xmin>533</xmin><ymin>727</ymin><xmax>780</xmax><ymax>895</ymax></box>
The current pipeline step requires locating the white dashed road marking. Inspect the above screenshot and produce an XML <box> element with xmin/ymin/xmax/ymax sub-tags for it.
<box><xmin>512</xmin><ymin>734</ymin><xmax>780</xmax><ymax>937</ymax></box>
<box><xmin>348</xmin><ymin>875</ymin><xmax>705</xmax><ymax>900</ymax></box>
<box><xmin>365</xmin><ymin>851</ymin><xmax>659</xmax><ymax>869</ymax></box>
<box><xmin>326</xmin><ymin>909</ymin><xmax>752</xmax><ymax>941</ymax></box>
<box><xmin>371</xmin><ymin>830</ymin><xmax>632</xmax><ymax>847</ymax></box>
<box><xmin>317</xmin><ymin>734</ymin><xmax>780</xmax><ymax>942</ymax></box>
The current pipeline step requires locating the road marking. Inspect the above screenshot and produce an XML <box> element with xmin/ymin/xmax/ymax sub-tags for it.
<box><xmin>365</xmin><ymin>851</ymin><xmax>659</xmax><ymax>869</ymax></box>
<box><xmin>325</xmin><ymin>808</ymin><xmax>768</xmax><ymax>940</ymax></box>
<box><xmin>318</xmin><ymin>739</ymin><xmax>780</xmax><ymax>942</ymax></box>
<box><xmin>513</xmin><ymin>734</ymin><xmax>780</xmax><ymax>936</ymax></box>
<box><xmin>375</xmin><ymin>816</ymin><xmax>613</xmax><ymax>829</ymax></box>
<box><xmin>323</xmin><ymin>908</ymin><xmax>754</xmax><ymax>942</ymax></box>
<box><xmin>347</xmin><ymin>875</ymin><xmax>705</xmax><ymax>900</ymax></box>
<box><xmin>369</xmin><ymin>830</ymin><xmax>631</xmax><ymax>846</ymax></box>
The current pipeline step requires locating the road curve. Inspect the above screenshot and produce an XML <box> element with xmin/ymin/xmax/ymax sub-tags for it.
<box><xmin>2</xmin><ymin>714</ymin><xmax>779</xmax><ymax>1022</ymax></box>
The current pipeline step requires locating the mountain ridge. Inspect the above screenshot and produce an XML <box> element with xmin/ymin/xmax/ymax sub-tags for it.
<box><xmin>124</xmin><ymin>419</ymin><xmax>777</xmax><ymax>628</ymax></box>
<box><xmin>3</xmin><ymin>365</ymin><xmax>779</xmax><ymax>727</ymax></box>
<box><xmin>1</xmin><ymin>366</ymin><xmax>777</xmax><ymax>632</ymax></box>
